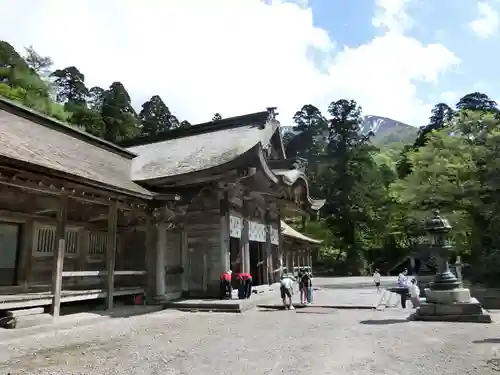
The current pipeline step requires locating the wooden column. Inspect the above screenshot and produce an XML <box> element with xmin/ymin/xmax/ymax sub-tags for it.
<box><xmin>309</xmin><ymin>248</ymin><xmax>313</xmax><ymax>273</ymax></box>
<box><xmin>18</xmin><ymin>218</ymin><xmax>34</xmax><ymax>288</ymax></box>
<box><xmin>181</xmin><ymin>229</ymin><xmax>188</xmax><ymax>293</ymax></box>
<box><xmin>50</xmin><ymin>196</ymin><xmax>68</xmax><ymax>318</ymax></box>
<box><xmin>264</xmin><ymin>211</ymin><xmax>272</xmax><ymax>285</ymax></box>
<box><xmin>106</xmin><ymin>201</ymin><xmax>118</xmax><ymax>310</ymax></box>
<box><xmin>241</xmin><ymin>200</ymin><xmax>250</xmax><ymax>274</ymax></box>
<box><xmin>155</xmin><ymin>223</ymin><xmax>166</xmax><ymax>299</ymax></box>
<box><xmin>144</xmin><ymin>215</ymin><xmax>157</xmax><ymax>304</ymax></box>
<box><xmin>219</xmin><ymin>191</ymin><xmax>230</xmax><ymax>274</ymax></box>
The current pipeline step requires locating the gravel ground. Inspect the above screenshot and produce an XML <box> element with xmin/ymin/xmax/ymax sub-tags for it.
<box><xmin>1</xmin><ymin>279</ymin><xmax>500</xmax><ymax>374</ymax></box>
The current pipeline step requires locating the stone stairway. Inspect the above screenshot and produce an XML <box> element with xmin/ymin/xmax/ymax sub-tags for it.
<box><xmin>376</xmin><ymin>289</ymin><xmax>402</xmax><ymax>309</ymax></box>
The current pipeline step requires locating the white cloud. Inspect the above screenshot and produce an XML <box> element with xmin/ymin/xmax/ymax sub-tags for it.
<box><xmin>0</xmin><ymin>0</ymin><xmax>459</xmax><ymax>126</ymax></box>
<box><xmin>372</xmin><ymin>0</ymin><xmax>414</xmax><ymax>34</ymax></box>
<box><xmin>469</xmin><ymin>1</ymin><xmax>499</xmax><ymax>39</ymax></box>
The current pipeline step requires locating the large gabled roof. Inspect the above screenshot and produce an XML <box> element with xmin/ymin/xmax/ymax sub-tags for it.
<box><xmin>0</xmin><ymin>97</ymin><xmax>152</xmax><ymax>198</ymax></box>
<box><xmin>119</xmin><ymin>109</ymin><xmax>280</xmax><ymax>183</ymax></box>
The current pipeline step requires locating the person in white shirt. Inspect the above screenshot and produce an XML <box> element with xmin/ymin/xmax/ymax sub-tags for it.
<box><xmin>280</xmin><ymin>273</ymin><xmax>295</xmax><ymax>310</ymax></box>
<box><xmin>409</xmin><ymin>278</ymin><xmax>420</xmax><ymax>308</ymax></box>
<box><xmin>373</xmin><ymin>269</ymin><xmax>381</xmax><ymax>293</ymax></box>
<box><xmin>396</xmin><ymin>268</ymin><xmax>409</xmax><ymax>308</ymax></box>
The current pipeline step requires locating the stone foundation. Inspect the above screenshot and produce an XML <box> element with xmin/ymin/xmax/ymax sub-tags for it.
<box><xmin>411</xmin><ymin>294</ymin><xmax>492</xmax><ymax>323</ymax></box>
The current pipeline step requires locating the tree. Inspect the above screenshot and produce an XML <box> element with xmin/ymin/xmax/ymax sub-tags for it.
<box><xmin>50</xmin><ymin>66</ymin><xmax>89</xmax><ymax>107</ymax></box>
<box><xmin>286</xmin><ymin>104</ymin><xmax>328</xmax><ymax>159</ymax></box>
<box><xmin>88</xmin><ymin>86</ymin><xmax>105</xmax><ymax>112</ymax></box>
<box><xmin>24</xmin><ymin>45</ymin><xmax>53</xmax><ymax>76</ymax></box>
<box><xmin>413</xmin><ymin>103</ymin><xmax>454</xmax><ymax>148</ymax></box>
<box><xmin>101</xmin><ymin>81</ymin><xmax>139</xmax><ymax>142</ymax></box>
<box><xmin>139</xmin><ymin>95</ymin><xmax>179</xmax><ymax>136</ymax></box>
<box><xmin>179</xmin><ymin>120</ymin><xmax>191</xmax><ymax>129</ymax></box>
<box><xmin>456</xmin><ymin>92</ymin><xmax>497</xmax><ymax>112</ymax></box>
<box><xmin>319</xmin><ymin>99</ymin><xmax>380</xmax><ymax>274</ymax></box>
<box><xmin>282</xmin><ymin>131</ymin><xmax>296</xmax><ymax>149</ymax></box>
<box><xmin>212</xmin><ymin>113</ymin><xmax>222</xmax><ymax>121</ymax></box>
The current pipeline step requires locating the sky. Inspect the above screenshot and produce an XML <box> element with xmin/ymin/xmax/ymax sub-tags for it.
<box><xmin>0</xmin><ymin>0</ymin><xmax>498</xmax><ymax>127</ymax></box>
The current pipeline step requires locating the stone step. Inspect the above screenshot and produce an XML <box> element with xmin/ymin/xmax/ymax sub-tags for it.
<box><xmin>10</xmin><ymin>307</ymin><xmax>45</xmax><ymax>317</ymax></box>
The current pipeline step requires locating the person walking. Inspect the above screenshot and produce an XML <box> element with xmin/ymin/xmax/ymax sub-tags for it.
<box><xmin>280</xmin><ymin>273</ymin><xmax>295</xmax><ymax>310</ymax></box>
<box><xmin>397</xmin><ymin>268</ymin><xmax>409</xmax><ymax>308</ymax></box>
<box><xmin>409</xmin><ymin>278</ymin><xmax>420</xmax><ymax>308</ymax></box>
<box><xmin>373</xmin><ymin>268</ymin><xmax>381</xmax><ymax>293</ymax></box>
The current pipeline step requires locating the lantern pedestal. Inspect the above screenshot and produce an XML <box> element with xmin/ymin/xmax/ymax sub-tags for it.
<box><xmin>411</xmin><ymin>210</ymin><xmax>492</xmax><ymax>323</ymax></box>
<box><xmin>411</xmin><ymin>288</ymin><xmax>492</xmax><ymax>323</ymax></box>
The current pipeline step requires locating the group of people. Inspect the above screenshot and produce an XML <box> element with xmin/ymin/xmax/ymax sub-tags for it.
<box><xmin>279</xmin><ymin>268</ymin><xmax>313</xmax><ymax>310</ymax></box>
<box><xmin>372</xmin><ymin>268</ymin><xmax>420</xmax><ymax>308</ymax></box>
<box><xmin>220</xmin><ymin>268</ymin><xmax>313</xmax><ymax>309</ymax></box>
<box><xmin>219</xmin><ymin>270</ymin><xmax>253</xmax><ymax>300</ymax></box>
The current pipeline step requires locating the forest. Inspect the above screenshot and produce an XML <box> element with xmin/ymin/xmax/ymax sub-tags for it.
<box><xmin>1</xmin><ymin>40</ymin><xmax>499</xmax><ymax>285</ymax></box>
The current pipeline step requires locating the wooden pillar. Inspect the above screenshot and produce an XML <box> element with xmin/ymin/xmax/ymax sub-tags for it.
<box><xmin>106</xmin><ymin>201</ymin><xmax>118</xmax><ymax>310</ymax></box>
<box><xmin>309</xmin><ymin>248</ymin><xmax>313</xmax><ymax>273</ymax></box>
<box><xmin>144</xmin><ymin>215</ymin><xmax>157</xmax><ymax>304</ymax></box>
<box><xmin>264</xmin><ymin>211</ymin><xmax>272</xmax><ymax>285</ymax></box>
<box><xmin>155</xmin><ymin>223</ymin><xmax>166</xmax><ymax>299</ymax></box>
<box><xmin>241</xmin><ymin>200</ymin><xmax>250</xmax><ymax>274</ymax></box>
<box><xmin>18</xmin><ymin>218</ymin><xmax>34</xmax><ymax>288</ymax></box>
<box><xmin>181</xmin><ymin>229</ymin><xmax>188</xmax><ymax>293</ymax></box>
<box><xmin>50</xmin><ymin>196</ymin><xmax>68</xmax><ymax>318</ymax></box>
<box><xmin>219</xmin><ymin>191</ymin><xmax>230</xmax><ymax>274</ymax></box>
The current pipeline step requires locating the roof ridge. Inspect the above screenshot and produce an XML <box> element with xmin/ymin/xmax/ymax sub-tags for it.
<box><xmin>118</xmin><ymin>108</ymin><xmax>277</xmax><ymax>148</ymax></box>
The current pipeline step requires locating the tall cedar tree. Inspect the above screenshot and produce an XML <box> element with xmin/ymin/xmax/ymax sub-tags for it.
<box><xmin>139</xmin><ymin>95</ymin><xmax>179</xmax><ymax>137</ymax></box>
<box><xmin>51</xmin><ymin>66</ymin><xmax>89</xmax><ymax>107</ymax></box>
<box><xmin>101</xmin><ymin>81</ymin><xmax>139</xmax><ymax>142</ymax></box>
<box><xmin>286</xmin><ymin>104</ymin><xmax>328</xmax><ymax>160</ymax></box>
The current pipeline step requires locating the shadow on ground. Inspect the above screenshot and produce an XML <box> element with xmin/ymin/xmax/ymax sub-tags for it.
<box><xmin>472</xmin><ymin>338</ymin><xmax>500</xmax><ymax>344</ymax></box>
<box><xmin>359</xmin><ymin>318</ymin><xmax>410</xmax><ymax>325</ymax></box>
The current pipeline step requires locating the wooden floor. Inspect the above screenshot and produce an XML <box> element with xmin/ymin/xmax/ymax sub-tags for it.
<box><xmin>0</xmin><ymin>287</ymin><xmax>144</xmax><ymax>310</ymax></box>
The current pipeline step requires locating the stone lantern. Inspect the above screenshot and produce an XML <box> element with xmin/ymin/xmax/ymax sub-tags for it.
<box><xmin>412</xmin><ymin>210</ymin><xmax>492</xmax><ymax>323</ymax></box>
<box><xmin>424</xmin><ymin>210</ymin><xmax>461</xmax><ymax>291</ymax></box>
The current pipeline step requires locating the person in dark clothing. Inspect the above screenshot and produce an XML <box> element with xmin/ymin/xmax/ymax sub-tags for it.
<box><xmin>220</xmin><ymin>270</ymin><xmax>233</xmax><ymax>299</ymax></box>
<box><xmin>301</xmin><ymin>272</ymin><xmax>312</xmax><ymax>304</ymax></box>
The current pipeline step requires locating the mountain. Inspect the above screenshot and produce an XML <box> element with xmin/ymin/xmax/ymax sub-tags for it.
<box><xmin>281</xmin><ymin>115</ymin><xmax>419</xmax><ymax>147</ymax></box>
<box><xmin>361</xmin><ymin>115</ymin><xmax>419</xmax><ymax>147</ymax></box>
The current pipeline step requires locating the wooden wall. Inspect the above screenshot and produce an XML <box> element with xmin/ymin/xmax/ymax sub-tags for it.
<box><xmin>0</xmin><ymin>213</ymin><xmax>146</xmax><ymax>291</ymax></box>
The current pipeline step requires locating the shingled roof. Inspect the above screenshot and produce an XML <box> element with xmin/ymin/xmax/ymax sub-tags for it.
<box><xmin>0</xmin><ymin>98</ymin><xmax>152</xmax><ymax>198</ymax></box>
<box><xmin>122</xmin><ymin>110</ymin><xmax>279</xmax><ymax>182</ymax></box>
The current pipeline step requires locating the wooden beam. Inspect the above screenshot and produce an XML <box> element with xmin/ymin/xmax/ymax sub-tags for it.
<box><xmin>88</xmin><ymin>214</ymin><xmax>108</xmax><ymax>222</ymax></box>
<box><xmin>50</xmin><ymin>195</ymin><xmax>68</xmax><ymax>319</ymax></box>
<box><xmin>106</xmin><ymin>201</ymin><xmax>118</xmax><ymax>310</ymax></box>
<box><xmin>61</xmin><ymin>270</ymin><xmax>146</xmax><ymax>277</ymax></box>
<box><xmin>0</xmin><ymin>175</ymin><xmax>142</xmax><ymax>212</ymax></box>
<box><xmin>35</xmin><ymin>208</ymin><xmax>56</xmax><ymax>215</ymax></box>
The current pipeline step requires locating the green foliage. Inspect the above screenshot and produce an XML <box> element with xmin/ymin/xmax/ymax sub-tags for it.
<box><xmin>0</xmin><ymin>39</ymin><xmax>191</xmax><ymax>143</ymax></box>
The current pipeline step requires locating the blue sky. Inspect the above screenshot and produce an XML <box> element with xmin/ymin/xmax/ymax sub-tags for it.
<box><xmin>309</xmin><ymin>0</ymin><xmax>500</xmax><ymax>117</ymax></box>
<box><xmin>0</xmin><ymin>0</ymin><xmax>497</xmax><ymax>126</ymax></box>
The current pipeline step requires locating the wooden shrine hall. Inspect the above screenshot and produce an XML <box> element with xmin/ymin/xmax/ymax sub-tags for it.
<box><xmin>0</xmin><ymin>97</ymin><xmax>323</xmax><ymax>320</ymax></box>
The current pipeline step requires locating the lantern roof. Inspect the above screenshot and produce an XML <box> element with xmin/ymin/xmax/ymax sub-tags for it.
<box><xmin>424</xmin><ymin>210</ymin><xmax>452</xmax><ymax>233</ymax></box>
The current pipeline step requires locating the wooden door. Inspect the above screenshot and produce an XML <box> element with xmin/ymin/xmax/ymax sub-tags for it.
<box><xmin>0</xmin><ymin>223</ymin><xmax>20</xmax><ymax>286</ymax></box>
<box><xmin>165</xmin><ymin>230</ymin><xmax>182</xmax><ymax>295</ymax></box>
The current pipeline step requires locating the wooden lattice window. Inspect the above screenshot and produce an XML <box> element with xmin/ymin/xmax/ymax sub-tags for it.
<box><xmin>88</xmin><ymin>232</ymin><xmax>107</xmax><ymax>257</ymax></box>
<box><xmin>33</xmin><ymin>224</ymin><xmax>80</xmax><ymax>257</ymax></box>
